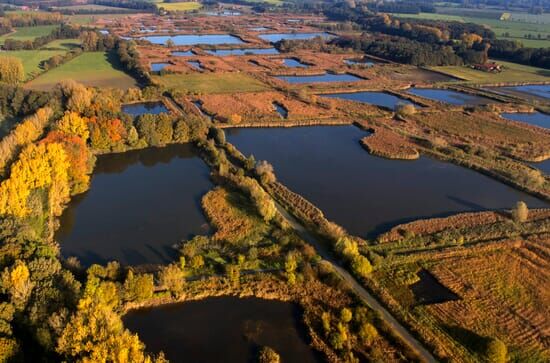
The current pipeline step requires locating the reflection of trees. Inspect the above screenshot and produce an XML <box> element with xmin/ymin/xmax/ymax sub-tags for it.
<box><xmin>94</xmin><ymin>144</ymin><xmax>198</xmax><ymax>174</ymax></box>
<box><xmin>243</xmin><ymin>320</ymin><xmax>265</xmax><ymax>342</ymax></box>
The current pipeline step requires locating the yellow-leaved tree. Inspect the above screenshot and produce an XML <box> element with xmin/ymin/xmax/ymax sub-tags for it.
<box><xmin>55</xmin><ymin>112</ymin><xmax>90</xmax><ymax>142</ymax></box>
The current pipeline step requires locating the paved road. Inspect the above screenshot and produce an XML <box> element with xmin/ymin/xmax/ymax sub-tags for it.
<box><xmin>275</xmin><ymin>204</ymin><xmax>438</xmax><ymax>363</ymax></box>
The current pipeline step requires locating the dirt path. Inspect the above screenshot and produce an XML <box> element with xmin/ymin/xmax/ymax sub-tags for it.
<box><xmin>274</xmin><ymin>203</ymin><xmax>438</xmax><ymax>363</ymax></box>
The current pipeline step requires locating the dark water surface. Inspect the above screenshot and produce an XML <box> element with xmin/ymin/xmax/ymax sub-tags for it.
<box><xmin>226</xmin><ymin>126</ymin><xmax>547</xmax><ymax>237</ymax></box>
<box><xmin>502</xmin><ymin>84</ymin><xmax>550</xmax><ymax>99</ymax></box>
<box><xmin>123</xmin><ymin>297</ymin><xmax>321</xmax><ymax>363</ymax></box>
<box><xmin>172</xmin><ymin>50</ymin><xmax>195</xmax><ymax>56</ymax></box>
<box><xmin>122</xmin><ymin>102</ymin><xmax>169</xmax><ymax>117</ymax></box>
<box><xmin>532</xmin><ymin>159</ymin><xmax>550</xmax><ymax>174</ymax></box>
<box><xmin>150</xmin><ymin>62</ymin><xmax>170</xmax><ymax>72</ymax></box>
<box><xmin>323</xmin><ymin>91</ymin><xmax>416</xmax><ymax>110</ymax></box>
<box><xmin>57</xmin><ymin>144</ymin><xmax>212</xmax><ymax>266</ymax></box>
<box><xmin>277</xmin><ymin>73</ymin><xmax>362</xmax><ymax>83</ymax></box>
<box><xmin>407</xmin><ymin>88</ymin><xmax>493</xmax><ymax>105</ymax></box>
<box><xmin>502</xmin><ymin>112</ymin><xmax>550</xmax><ymax>129</ymax></box>
<box><xmin>143</xmin><ymin>34</ymin><xmax>244</xmax><ymax>46</ymax></box>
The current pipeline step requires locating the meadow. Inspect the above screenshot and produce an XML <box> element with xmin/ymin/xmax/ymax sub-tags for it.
<box><xmin>431</xmin><ymin>60</ymin><xmax>550</xmax><ymax>84</ymax></box>
<box><xmin>152</xmin><ymin>73</ymin><xmax>269</xmax><ymax>93</ymax></box>
<box><xmin>156</xmin><ymin>2</ymin><xmax>202</xmax><ymax>11</ymax></box>
<box><xmin>0</xmin><ymin>25</ymin><xmax>58</xmax><ymax>44</ymax></box>
<box><xmin>25</xmin><ymin>51</ymin><xmax>138</xmax><ymax>90</ymax></box>
<box><xmin>4</xmin><ymin>49</ymin><xmax>67</xmax><ymax>79</ymax></box>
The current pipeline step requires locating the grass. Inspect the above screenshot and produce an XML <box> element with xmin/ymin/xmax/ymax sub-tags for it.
<box><xmin>431</xmin><ymin>60</ymin><xmax>550</xmax><ymax>83</ymax></box>
<box><xmin>52</xmin><ymin>4</ymin><xmax>129</xmax><ymax>11</ymax></box>
<box><xmin>41</xmin><ymin>38</ymin><xmax>81</xmax><ymax>50</ymax></box>
<box><xmin>156</xmin><ymin>1</ymin><xmax>202</xmax><ymax>11</ymax></box>
<box><xmin>153</xmin><ymin>73</ymin><xmax>270</xmax><ymax>93</ymax></box>
<box><xmin>239</xmin><ymin>0</ymin><xmax>284</xmax><ymax>5</ymax></box>
<box><xmin>0</xmin><ymin>25</ymin><xmax>58</xmax><ymax>44</ymax></box>
<box><xmin>391</xmin><ymin>12</ymin><xmax>550</xmax><ymax>47</ymax></box>
<box><xmin>25</xmin><ymin>51</ymin><xmax>138</xmax><ymax>90</ymax></box>
<box><xmin>65</xmin><ymin>13</ymin><xmax>132</xmax><ymax>25</ymax></box>
<box><xmin>3</xmin><ymin>49</ymin><xmax>67</xmax><ymax>80</ymax></box>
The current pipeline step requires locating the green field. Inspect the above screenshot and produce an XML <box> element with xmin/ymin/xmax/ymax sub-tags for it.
<box><xmin>156</xmin><ymin>1</ymin><xmax>202</xmax><ymax>11</ymax></box>
<box><xmin>26</xmin><ymin>52</ymin><xmax>138</xmax><ymax>90</ymax></box>
<box><xmin>4</xmin><ymin>49</ymin><xmax>67</xmax><ymax>79</ymax></box>
<box><xmin>431</xmin><ymin>60</ymin><xmax>550</xmax><ymax>83</ymax></box>
<box><xmin>0</xmin><ymin>25</ymin><xmax>58</xmax><ymax>44</ymax></box>
<box><xmin>42</xmin><ymin>38</ymin><xmax>82</xmax><ymax>50</ymax></box>
<box><xmin>152</xmin><ymin>73</ymin><xmax>269</xmax><ymax>93</ymax></box>
<box><xmin>52</xmin><ymin>4</ymin><xmax>129</xmax><ymax>11</ymax></box>
<box><xmin>391</xmin><ymin>12</ymin><xmax>550</xmax><ymax>47</ymax></box>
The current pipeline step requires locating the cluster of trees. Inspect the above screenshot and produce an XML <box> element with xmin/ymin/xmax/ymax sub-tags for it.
<box><xmin>0</xmin><ymin>84</ymin><xmax>52</xmax><ymax>120</ymax></box>
<box><xmin>2</xmin><ymin>24</ymin><xmax>80</xmax><ymax>51</ymax></box>
<box><xmin>117</xmin><ymin>39</ymin><xmax>152</xmax><ymax>84</ymax></box>
<box><xmin>489</xmin><ymin>39</ymin><xmax>550</xmax><ymax>68</ymax></box>
<box><xmin>93</xmin><ymin>0</ymin><xmax>156</xmax><ymax>11</ymax></box>
<box><xmin>367</xmin><ymin>1</ymin><xmax>436</xmax><ymax>15</ymax></box>
<box><xmin>0</xmin><ymin>56</ymin><xmax>24</xmax><ymax>84</ymax></box>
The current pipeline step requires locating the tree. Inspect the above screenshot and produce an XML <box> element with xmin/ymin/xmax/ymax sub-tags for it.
<box><xmin>1</xmin><ymin>261</ymin><xmax>33</xmax><ymax>309</ymax></box>
<box><xmin>258</xmin><ymin>346</ymin><xmax>280</xmax><ymax>363</ymax></box>
<box><xmin>123</xmin><ymin>271</ymin><xmax>154</xmax><ymax>303</ymax></box>
<box><xmin>484</xmin><ymin>338</ymin><xmax>507</xmax><ymax>363</ymax></box>
<box><xmin>285</xmin><ymin>253</ymin><xmax>298</xmax><ymax>285</ymax></box>
<box><xmin>0</xmin><ymin>56</ymin><xmax>24</xmax><ymax>84</ymax></box>
<box><xmin>225</xmin><ymin>264</ymin><xmax>240</xmax><ymax>287</ymax></box>
<box><xmin>55</xmin><ymin>112</ymin><xmax>90</xmax><ymax>142</ymax></box>
<box><xmin>351</xmin><ymin>255</ymin><xmax>373</xmax><ymax>277</ymax></box>
<box><xmin>255</xmin><ymin>160</ymin><xmax>276</xmax><ymax>184</ymax></box>
<box><xmin>340</xmin><ymin>308</ymin><xmax>352</xmax><ymax>323</ymax></box>
<box><xmin>396</xmin><ymin>103</ymin><xmax>416</xmax><ymax>117</ymax></box>
<box><xmin>58</xmin><ymin>80</ymin><xmax>92</xmax><ymax>114</ymax></box>
<box><xmin>358</xmin><ymin>323</ymin><xmax>378</xmax><ymax>346</ymax></box>
<box><xmin>158</xmin><ymin>264</ymin><xmax>185</xmax><ymax>297</ymax></box>
<box><xmin>512</xmin><ymin>201</ymin><xmax>528</xmax><ymax>223</ymax></box>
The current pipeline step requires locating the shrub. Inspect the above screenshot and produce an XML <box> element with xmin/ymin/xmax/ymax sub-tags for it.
<box><xmin>158</xmin><ymin>264</ymin><xmax>185</xmax><ymax>298</ymax></box>
<box><xmin>484</xmin><ymin>338</ymin><xmax>507</xmax><ymax>363</ymax></box>
<box><xmin>258</xmin><ymin>346</ymin><xmax>280</xmax><ymax>363</ymax></box>
<box><xmin>351</xmin><ymin>255</ymin><xmax>373</xmax><ymax>277</ymax></box>
<box><xmin>511</xmin><ymin>201</ymin><xmax>528</xmax><ymax>223</ymax></box>
<box><xmin>395</xmin><ymin>102</ymin><xmax>416</xmax><ymax>117</ymax></box>
<box><xmin>358</xmin><ymin>322</ymin><xmax>378</xmax><ymax>346</ymax></box>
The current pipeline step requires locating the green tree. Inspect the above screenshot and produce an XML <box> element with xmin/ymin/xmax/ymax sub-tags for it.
<box><xmin>158</xmin><ymin>264</ymin><xmax>185</xmax><ymax>298</ymax></box>
<box><xmin>123</xmin><ymin>271</ymin><xmax>154</xmax><ymax>303</ymax></box>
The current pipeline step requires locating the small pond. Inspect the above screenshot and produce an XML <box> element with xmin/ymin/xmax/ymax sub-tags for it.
<box><xmin>501</xmin><ymin>112</ymin><xmax>550</xmax><ymax>129</ymax></box>
<box><xmin>122</xmin><ymin>102</ymin><xmax>169</xmax><ymax>117</ymax></box>
<box><xmin>123</xmin><ymin>297</ymin><xmax>321</xmax><ymax>363</ymax></box>
<box><xmin>410</xmin><ymin>270</ymin><xmax>460</xmax><ymax>305</ymax></box>
<box><xmin>172</xmin><ymin>50</ymin><xmax>195</xmax><ymax>56</ymax></box>
<box><xmin>259</xmin><ymin>32</ymin><xmax>332</xmax><ymax>43</ymax></box>
<box><xmin>407</xmin><ymin>88</ymin><xmax>494</xmax><ymax>105</ymax></box>
<box><xmin>143</xmin><ymin>34</ymin><xmax>244</xmax><ymax>46</ymax></box>
<box><xmin>150</xmin><ymin>62</ymin><xmax>170</xmax><ymax>72</ymax></box>
<box><xmin>250</xmin><ymin>26</ymin><xmax>270</xmax><ymax>31</ymax></box>
<box><xmin>273</xmin><ymin>102</ymin><xmax>288</xmax><ymax>118</ymax></box>
<box><xmin>226</xmin><ymin>126</ymin><xmax>548</xmax><ymax>238</ymax></box>
<box><xmin>187</xmin><ymin>60</ymin><xmax>203</xmax><ymax>70</ymax></box>
<box><xmin>206</xmin><ymin>48</ymin><xmax>279</xmax><ymax>56</ymax></box>
<box><xmin>323</xmin><ymin>91</ymin><xmax>415</xmax><ymax>110</ymax></box>
<box><xmin>56</xmin><ymin>144</ymin><xmax>212</xmax><ymax>266</ymax></box>
<box><xmin>502</xmin><ymin>84</ymin><xmax>550</xmax><ymax>99</ymax></box>
<box><xmin>532</xmin><ymin>159</ymin><xmax>550</xmax><ymax>174</ymax></box>
<box><xmin>277</xmin><ymin>73</ymin><xmax>362</xmax><ymax>84</ymax></box>
<box><xmin>283</xmin><ymin>58</ymin><xmax>308</xmax><ymax>68</ymax></box>
<box><xmin>345</xmin><ymin>58</ymin><xmax>375</xmax><ymax>67</ymax></box>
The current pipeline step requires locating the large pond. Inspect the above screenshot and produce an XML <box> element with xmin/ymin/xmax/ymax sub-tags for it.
<box><xmin>56</xmin><ymin>144</ymin><xmax>212</xmax><ymax>266</ymax></box>
<box><xmin>122</xmin><ymin>102</ymin><xmax>169</xmax><ymax>117</ymax></box>
<box><xmin>206</xmin><ymin>48</ymin><xmax>279</xmax><ymax>56</ymax></box>
<box><xmin>323</xmin><ymin>91</ymin><xmax>415</xmax><ymax>110</ymax></box>
<box><xmin>277</xmin><ymin>73</ymin><xmax>362</xmax><ymax>84</ymax></box>
<box><xmin>407</xmin><ymin>88</ymin><xmax>494</xmax><ymax>105</ymax></box>
<box><xmin>283</xmin><ymin>58</ymin><xmax>309</xmax><ymax>68</ymax></box>
<box><xmin>502</xmin><ymin>112</ymin><xmax>550</xmax><ymax>129</ymax></box>
<box><xmin>142</xmin><ymin>34</ymin><xmax>244</xmax><ymax>46</ymax></box>
<box><xmin>259</xmin><ymin>32</ymin><xmax>332</xmax><ymax>43</ymax></box>
<box><xmin>502</xmin><ymin>84</ymin><xmax>550</xmax><ymax>99</ymax></box>
<box><xmin>532</xmin><ymin>159</ymin><xmax>550</xmax><ymax>174</ymax></box>
<box><xmin>123</xmin><ymin>297</ymin><xmax>320</xmax><ymax>363</ymax></box>
<box><xmin>226</xmin><ymin>126</ymin><xmax>547</xmax><ymax>237</ymax></box>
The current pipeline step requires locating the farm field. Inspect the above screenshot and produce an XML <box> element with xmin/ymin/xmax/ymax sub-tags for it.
<box><xmin>431</xmin><ymin>60</ymin><xmax>550</xmax><ymax>84</ymax></box>
<box><xmin>156</xmin><ymin>2</ymin><xmax>202</xmax><ymax>11</ymax></box>
<box><xmin>25</xmin><ymin>51</ymin><xmax>138</xmax><ymax>90</ymax></box>
<box><xmin>152</xmin><ymin>73</ymin><xmax>269</xmax><ymax>93</ymax></box>
<box><xmin>0</xmin><ymin>25</ymin><xmax>58</xmax><ymax>44</ymax></box>
<box><xmin>42</xmin><ymin>38</ymin><xmax>81</xmax><ymax>50</ymax></box>
<box><xmin>51</xmin><ymin>4</ymin><xmax>130</xmax><ymax>11</ymax></box>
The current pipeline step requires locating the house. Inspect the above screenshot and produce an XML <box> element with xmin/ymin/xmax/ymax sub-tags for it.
<box><xmin>472</xmin><ymin>62</ymin><xmax>502</xmax><ymax>73</ymax></box>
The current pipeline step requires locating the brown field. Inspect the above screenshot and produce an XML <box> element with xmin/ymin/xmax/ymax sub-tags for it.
<box><xmin>370</xmin><ymin>211</ymin><xmax>550</xmax><ymax>362</ymax></box>
<box><xmin>359</xmin><ymin>124</ymin><xmax>419</xmax><ymax>160</ymax></box>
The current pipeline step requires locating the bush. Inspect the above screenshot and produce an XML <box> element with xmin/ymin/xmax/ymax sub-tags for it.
<box><xmin>484</xmin><ymin>338</ymin><xmax>507</xmax><ymax>363</ymax></box>
<box><xmin>358</xmin><ymin>322</ymin><xmax>378</xmax><ymax>346</ymax></box>
<box><xmin>158</xmin><ymin>264</ymin><xmax>185</xmax><ymax>297</ymax></box>
<box><xmin>258</xmin><ymin>346</ymin><xmax>280</xmax><ymax>363</ymax></box>
<box><xmin>351</xmin><ymin>255</ymin><xmax>373</xmax><ymax>277</ymax></box>
<box><xmin>511</xmin><ymin>201</ymin><xmax>528</xmax><ymax>223</ymax></box>
<box><xmin>395</xmin><ymin>102</ymin><xmax>416</xmax><ymax>117</ymax></box>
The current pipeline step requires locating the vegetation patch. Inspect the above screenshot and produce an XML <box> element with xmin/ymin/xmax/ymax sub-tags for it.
<box><xmin>432</xmin><ymin>61</ymin><xmax>550</xmax><ymax>84</ymax></box>
<box><xmin>25</xmin><ymin>51</ymin><xmax>138</xmax><ymax>90</ymax></box>
<box><xmin>360</xmin><ymin>125</ymin><xmax>419</xmax><ymax>160</ymax></box>
<box><xmin>0</xmin><ymin>25</ymin><xmax>59</xmax><ymax>44</ymax></box>
<box><xmin>152</xmin><ymin>73</ymin><xmax>270</xmax><ymax>94</ymax></box>
<box><xmin>156</xmin><ymin>1</ymin><xmax>203</xmax><ymax>11</ymax></box>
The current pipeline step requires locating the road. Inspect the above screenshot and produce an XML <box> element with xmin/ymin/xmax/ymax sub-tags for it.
<box><xmin>275</xmin><ymin>203</ymin><xmax>438</xmax><ymax>363</ymax></box>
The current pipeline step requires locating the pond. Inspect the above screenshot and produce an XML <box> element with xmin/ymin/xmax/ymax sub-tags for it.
<box><xmin>150</xmin><ymin>63</ymin><xmax>170</xmax><ymax>72</ymax></box>
<box><xmin>142</xmin><ymin>34</ymin><xmax>244</xmax><ymax>46</ymax></box>
<box><xmin>56</xmin><ymin>144</ymin><xmax>212</xmax><ymax>266</ymax></box>
<box><xmin>323</xmin><ymin>91</ymin><xmax>416</xmax><ymax>110</ymax></box>
<box><xmin>250</xmin><ymin>27</ymin><xmax>271</xmax><ymax>31</ymax></box>
<box><xmin>259</xmin><ymin>32</ymin><xmax>332</xmax><ymax>43</ymax></box>
<box><xmin>501</xmin><ymin>112</ymin><xmax>550</xmax><ymax>129</ymax></box>
<box><xmin>283</xmin><ymin>58</ymin><xmax>308</xmax><ymax>68</ymax></box>
<box><xmin>122</xmin><ymin>102</ymin><xmax>169</xmax><ymax>117</ymax></box>
<box><xmin>226</xmin><ymin>126</ymin><xmax>547</xmax><ymax>238</ymax></box>
<box><xmin>123</xmin><ymin>297</ymin><xmax>321</xmax><ymax>363</ymax></box>
<box><xmin>410</xmin><ymin>270</ymin><xmax>460</xmax><ymax>305</ymax></box>
<box><xmin>502</xmin><ymin>84</ymin><xmax>550</xmax><ymax>99</ymax></box>
<box><xmin>407</xmin><ymin>88</ymin><xmax>494</xmax><ymax>105</ymax></box>
<box><xmin>345</xmin><ymin>58</ymin><xmax>375</xmax><ymax>67</ymax></box>
<box><xmin>273</xmin><ymin>102</ymin><xmax>288</xmax><ymax>118</ymax></box>
<box><xmin>187</xmin><ymin>60</ymin><xmax>203</xmax><ymax>70</ymax></box>
<box><xmin>172</xmin><ymin>50</ymin><xmax>195</xmax><ymax>56</ymax></box>
<box><xmin>277</xmin><ymin>73</ymin><xmax>362</xmax><ymax>84</ymax></box>
<box><xmin>532</xmin><ymin>159</ymin><xmax>550</xmax><ymax>174</ymax></box>
<box><xmin>206</xmin><ymin>48</ymin><xmax>279</xmax><ymax>56</ymax></box>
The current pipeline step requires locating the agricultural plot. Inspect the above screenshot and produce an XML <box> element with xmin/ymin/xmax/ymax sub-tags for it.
<box><xmin>0</xmin><ymin>25</ymin><xmax>58</xmax><ymax>44</ymax></box>
<box><xmin>152</xmin><ymin>73</ymin><xmax>269</xmax><ymax>93</ymax></box>
<box><xmin>25</xmin><ymin>51</ymin><xmax>137</xmax><ymax>90</ymax></box>
<box><xmin>42</xmin><ymin>38</ymin><xmax>81</xmax><ymax>50</ymax></box>
<box><xmin>156</xmin><ymin>2</ymin><xmax>202</xmax><ymax>11</ymax></box>
<box><xmin>4</xmin><ymin>49</ymin><xmax>67</xmax><ymax>80</ymax></box>
<box><xmin>371</xmin><ymin>211</ymin><xmax>550</xmax><ymax>362</ymax></box>
<box><xmin>431</xmin><ymin>61</ymin><xmax>550</xmax><ymax>84</ymax></box>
